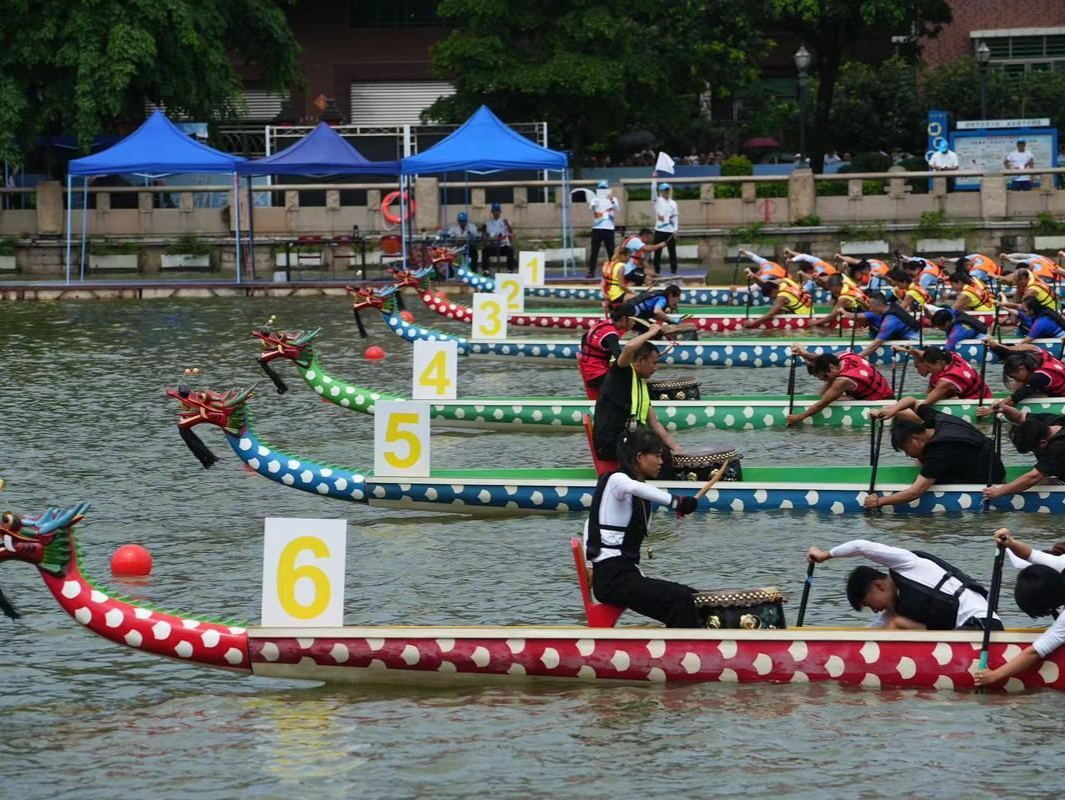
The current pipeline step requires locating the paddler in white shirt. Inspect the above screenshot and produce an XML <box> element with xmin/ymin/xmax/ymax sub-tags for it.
<box><xmin>650</xmin><ymin>180</ymin><xmax>678</xmax><ymax>276</ymax></box>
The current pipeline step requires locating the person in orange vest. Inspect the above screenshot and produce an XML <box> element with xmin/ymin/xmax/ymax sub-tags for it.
<box><xmin>837</xmin><ymin>254</ymin><xmax>891</xmax><ymax>292</ymax></box>
<box><xmin>886</xmin><ymin>269</ymin><xmax>931</xmax><ymax>314</ymax></box>
<box><xmin>743</xmin><ymin>277</ymin><xmax>813</xmax><ymax>328</ymax></box>
<box><xmin>1000</xmin><ymin>268</ymin><xmax>1058</xmax><ymax>311</ymax></box>
<box><xmin>948</xmin><ymin>270</ymin><xmax>995</xmax><ymax>312</ymax></box>
<box><xmin>896</xmin><ymin>252</ymin><xmax>947</xmax><ymax>295</ymax></box>
<box><xmin>784</xmin><ymin>247</ymin><xmax>836</xmax><ymax>293</ymax></box>
<box><xmin>738</xmin><ymin>249</ymin><xmax>788</xmax><ymax>285</ymax></box>
<box><xmin>1001</xmin><ymin>252</ymin><xmax>1065</xmax><ymax>282</ymax></box>
<box><xmin>812</xmin><ymin>273</ymin><xmax>869</xmax><ymax>328</ymax></box>
<box><xmin>941</xmin><ymin>253</ymin><xmax>1001</xmax><ymax>284</ymax></box>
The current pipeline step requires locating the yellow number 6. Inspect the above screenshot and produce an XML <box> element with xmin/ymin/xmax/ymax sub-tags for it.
<box><xmin>277</xmin><ymin>536</ymin><xmax>331</xmax><ymax>620</ymax></box>
<box><xmin>384</xmin><ymin>412</ymin><xmax>422</xmax><ymax>468</ymax></box>
<box><xmin>477</xmin><ymin>299</ymin><xmax>502</xmax><ymax>337</ymax></box>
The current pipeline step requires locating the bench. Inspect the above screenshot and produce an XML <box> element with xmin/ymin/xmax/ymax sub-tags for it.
<box><xmin>583</xmin><ymin>414</ymin><xmax>619</xmax><ymax>476</ymax></box>
<box><xmin>570</xmin><ymin>537</ymin><xmax>624</xmax><ymax>627</ymax></box>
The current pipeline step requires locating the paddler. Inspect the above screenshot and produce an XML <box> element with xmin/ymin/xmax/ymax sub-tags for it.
<box><xmin>743</xmin><ymin>276</ymin><xmax>812</xmax><ymax>328</ymax></box>
<box><xmin>631</xmin><ymin>285</ymin><xmax>684</xmax><ymax>327</ymax></box>
<box><xmin>739</xmin><ymin>249</ymin><xmax>788</xmax><ymax>286</ymax></box>
<box><xmin>812</xmin><ymin>273</ymin><xmax>869</xmax><ymax>328</ymax></box>
<box><xmin>998</xmin><ymin>295</ymin><xmax>1065</xmax><ymax>343</ymax></box>
<box><xmin>975</xmin><ymin>529</ymin><xmax>1065</xmax><ymax>688</ymax></box>
<box><xmin>927</xmin><ymin>306</ymin><xmax>988</xmax><ymax>351</ymax></box>
<box><xmin>806</xmin><ymin>540</ymin><xmax>1001</xmax><ymax>631</ymax></box>
<box><xmin>981</xmin><ymin>407</ymin><xmax>1065</xmax><ymax>502</ymax></box>
<box><xmin>786</xmin><ymin>345</ymin><xmax>893</xmax><ymax>426</ymax></box>
<box><xmin>865</xmin><ymin>401</ymin><xmax>1005</xmax><ymax>510</ymax></box>
<box><xmin>886</xmin><ymin>269</ymin><xmax>931</xmax><ymax>314</ymax></box>
<box><xmin>839</xmin><ymin>291</ymin><xmax>920</xmax><ymax>359</ymax></box>
<box><xmin>1000</xmin><ymin>252</ymin><xmax>1065</xmax><ymax>283</ymax></box>
<box><xmin>784</xmin><ymin>247</ymin><xmax>837</xmax><ymax>292</ymax></box>
<box><xmin>947</xmin><ymin>270</ymin><xmax>995</xmax><ymax>312</ymax></box>
<box><xmin>941</xmin><ymin>253</ymin><xmax>1001</xmax><ymax>284</ymax></box>
<box><xmin>592</xmin><ymin>323</ymin><xmax>683</xmax><ymax>462</ymax></box>
<box><xmin>601</xmin><ymin>230</ymin><xmax>666</xmax><ymax>309</ymax></box>
<box><xmin>976</xmin><ymin>338</ymin><xmax>1065</xmax><ymax>419</ymax></box>
<box><xmin>1000</xmin><ymin>268</ymin><xmax>1058</xmax><ymax>311</ymax></box>
<box><xmin>897</xmin><ymin>252</ymin><xmax>948</xmax><ymax>295</ymax></box>
<box><xmin>577</xmin><ymin>302</ymin><xmax>636</xmax><ymax>400</ymax></box>
<box><xmin>886</xmin><ymin>344</ymin><xmax>992</xmax><ymax>402</ymax></box>
<box><xmin>583</xmin><ymin>427</ymin><xmax>700</xmax><ymax>628</ymax></box>
<box><xmin>837</xmin><ymin>254</ymin><xmax>891</xmax><ymax>292</ymax></box>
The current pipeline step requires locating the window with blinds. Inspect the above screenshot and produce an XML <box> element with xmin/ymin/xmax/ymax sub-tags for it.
<box><xmin>349</xmin><ymin>81</ymin><xmax>455</xmax><ymax>126</ymax></box>
<box><xmin>978</xmin><ymin>33</ymin><xmax>1065</xmax><ymax>74</ymax></box>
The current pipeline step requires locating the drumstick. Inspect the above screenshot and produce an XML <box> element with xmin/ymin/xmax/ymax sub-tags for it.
<box><xmin>695</xmin><ymin>460</ymin><xmax>731</xmax><ymax>500</ymax></box>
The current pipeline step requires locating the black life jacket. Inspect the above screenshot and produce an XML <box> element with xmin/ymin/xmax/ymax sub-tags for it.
<box><xmin>585</xmin><ymin>470</ymin><xmax>648</xmax><ymax>564</ymax></box>
<box><xmin>632</xmin><ymin>289</ymin><xmax>670</xmax><ymax>318</ymax></box>
<box><xmin>951</xmin><ymin>310</ymin><xmax>988</xmax><ymax>336</ymax></box>
<box><xmin>890</xmin><ymin>550</ymin><xmax>988</xmax><ymax>631</ymax></box>
<box><xmin>868</xmin><ymin>302</ymin><xmax>920</xmax><ymax>336</ymax></box>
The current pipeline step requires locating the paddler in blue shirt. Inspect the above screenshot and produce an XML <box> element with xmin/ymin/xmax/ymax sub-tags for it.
<box><xmin>835</xmin><ymin>291</ymin><xmax>920</xmax><ymax>359</ymax></box>
<box><xmin>927</xmin><ymin>305</ymin><xmax>988</xmax><ymax>351</ymax></box>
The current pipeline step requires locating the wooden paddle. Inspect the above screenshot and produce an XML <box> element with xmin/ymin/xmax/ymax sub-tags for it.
<box><xmin>981</xmin><ymin>414</ymin><xmax>1002</xmax><ymax>513</ymax></box>
<box><xmin>867</xmin><ymin>418</ymin><xmax>885</xmax><ymax>513</ymax></box>
<box><xmin>976</xmin><ymin>542</ymin><xmax>1007</xmax><ymax>694</ymax></box>
<box><xmin>796</xmin><ymin>561</ymin><xmax>815</xmax><ymax>627</ymax></box>
<box><xmin>695</xmin><ymin>459</ymin><xmax>732</xmax><ymax>500</ymax></box>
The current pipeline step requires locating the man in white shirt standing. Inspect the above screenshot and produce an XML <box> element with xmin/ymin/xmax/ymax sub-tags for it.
<box><xmin>927</xmin><ymin>139</ymin><xmax>958</xmax><ymax>171</ymax></box>
<box><xmin>651</xmin><ymin>180</ymin><xmax>678</xmax><ymax>275</ymax></box>
<box><xmin>587</xmin><ymin>180</ymin><xmax>619</xmax><ymax>278</ymax></box>
<box><xmin>1004</xmin><ymin>138</ymin><xmax>1035</xmax><ymax>190</ymax></box>
<box><xmin>482</xmin><ymin>202</ymin><xmax>514</xmax><ymax>271</ymax></box>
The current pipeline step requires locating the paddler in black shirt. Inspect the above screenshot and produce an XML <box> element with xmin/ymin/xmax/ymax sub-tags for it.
<box><xmin>864</xmin><ymin>400</ymin><xmax>1005</xmax><ymax>510</ymax></box>
<box><xmin>983</xmin><ymin>407</ymin><xmax>1065</xmax><ymax>502</ymax></box>
<box><xmin>592</xmin><ymin>323</ymin><xmax>682</xmax><ymax>461</ymax></box>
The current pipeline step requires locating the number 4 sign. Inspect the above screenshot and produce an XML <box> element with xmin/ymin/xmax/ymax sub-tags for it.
<box><xmin>412</xmin><ymin>340</ymin><xmax>458</xmax><ymax>399</ymax></box>
<box><xmin>518</xmin><ymin>251</ymin><xmax>545</xmax><ymax>286</ymax></box>
<box><xmin>261</xmin><ymin>517</ymin><xmax>347</xmax><ymax>628</ymax></box>
<box><xmin>374</xmin><ymin>401</ymin><xmax>431</xmax><ymax>477</ymax></box>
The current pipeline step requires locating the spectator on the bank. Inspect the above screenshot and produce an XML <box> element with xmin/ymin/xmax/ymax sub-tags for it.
<box><xmin>651</xmin><ymin>179</ymin><xmax>679</xmax><ymax>276</ymax></box>
<box><xmin>842</xmin><ymin>151</ymin><xmax>853</xmax><ymax>162</ymax></box>
<box><xmin>927</xmin><ymin>140</ymin><xmax>959</xmax><ymax>172</ymax></box>
<box><xmin>824</xmin><ymin>149</ymin><xmax>842</xmax><ymax>165</ymax></box>
<box><xmin>685</xmin><ymin>148</ymin><xmax>701</xmax><ymax>166</ymax></box>
<box><xmin>446</xmin><ymin>211</ymin><xmax>480</xmax><ymax>272</ymax></box>
<box><xmin>588</xmin><ymin>180</ymin><xmax>620</xmax><ymax>277</ymax></box>
<box><xmin>482</xmin><ymin>202</ymin><xmax>515</xmax><ymax>272</ymax></box>
<box><xmin>1005</xmin><ymin>138</ymin><xmax>1036</xmax><ymax>190</ymax></box>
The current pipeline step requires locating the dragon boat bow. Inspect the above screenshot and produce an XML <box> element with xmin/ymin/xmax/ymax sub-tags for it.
<box><xmin>7</xmin><ymin>504</ymin><xmax>1063</xmax><ymax>692</ymax></box>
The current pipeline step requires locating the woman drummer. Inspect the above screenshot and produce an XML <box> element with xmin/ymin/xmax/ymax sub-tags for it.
<box><xmin>584</xmin><ymin>428</ymin><xmax>701</xmax><ymax>628</ymax></box>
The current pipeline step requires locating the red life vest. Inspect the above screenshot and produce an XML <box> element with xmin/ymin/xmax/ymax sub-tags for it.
<box><xmin>578</xmin><ymin>318</ymin><xmax>623</xmax><ymax>385</ymax></box>
<box><xmin>1034</xmin><ymin>349</ymin><xmax>1065</xmax><ymax>397</ymax></box>
<box><xmin>837</xmin><ymin>353</ymin><xmax>894</xmax><ymax>400</ymax></box>
<box><xmin>929</xmin><ymin>351</ymin><xmax>992</xmax><ymax>399</ymax></box>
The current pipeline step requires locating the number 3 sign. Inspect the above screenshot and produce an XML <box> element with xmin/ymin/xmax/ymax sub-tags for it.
<box><xmin>374</xmin><ymin>400</ymin><xmax>431</xmax><ymax>477</ymax></box>
<box><xmin>261</xmin><ymin>517</ymin><xmax>347</xmax><ymax>628</ymax></box>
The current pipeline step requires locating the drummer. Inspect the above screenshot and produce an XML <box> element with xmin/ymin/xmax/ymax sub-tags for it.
<box><xmin>890</xmin><ymin>344</ymin><xmax>992</xmax><ymax>402</ymax></box>
<box><xmin>583</xmin><ymin>427</ymin><xmax>701</xmax><ymax>628</ymax></box>
<box><xmin>743</xmin><ymin>276</ymin><xmax>812</xmax><ymax>328</ymax></box>
<box><xmin>592</xmin><ymin>323</ymin><xmax>683</xmax><ymax>462</ymax></box>
<box><xmin>805</xmin><ymin>539</ymin><xmax>1000</xmax><ymax>631</ymax></box>
<box><xmin>865</xmin><ymin>400</ymin><xmax>1004</xmax><ymax>510</ymax></box>
<box><xmin>785</xmin><ymin>345</ymin><xmax>893</xmax><ymax>426</ymax></box>
<box><xmin>577</xmin><ymin>302</ymin><xmax>636</xmax><ymax>400</ymax></box>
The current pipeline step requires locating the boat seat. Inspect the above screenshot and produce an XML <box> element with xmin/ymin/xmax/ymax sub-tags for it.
<box><xmin>583</xmin><ymin>414</ymin><xmax>619</xmax><ymax>476</ymax></box>
<box><xmin>570</xmin><ymin>537</ymin><xmax>624</xmax><ymax>627</ymax></box>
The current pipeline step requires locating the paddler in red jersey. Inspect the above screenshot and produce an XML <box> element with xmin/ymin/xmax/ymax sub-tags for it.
<box><xmin>785</xmin><ymin>345</ymin><xmax>894</xmax><ymax>426</ymax></box>
<box><xmin>578</xmin><ymin>302</ymin><xmax>635</xmax><ymax>400</ymax></box>
<box><xmin>889</xmin><ymin>345</ymin><xmax>992</xmax><ymax>403</ymax></box>
<box><xmin>977</xmin><ymin>338</ymin><xmax>1065</xmax><ymax>419</ymax></box>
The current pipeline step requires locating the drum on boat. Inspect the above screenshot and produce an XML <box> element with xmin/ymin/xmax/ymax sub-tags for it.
<box><xmin>647</xmin><ymin>377</ymin><xmax>701</xmax><ymax>401</ymax></box>
<box><xmin>693</xmin><ymin>587</ymin><xmax>786</xmax><ymax>629</ymax></box>
<box><xmin>669</xmin><ymin>447</ymin><xmax>743</xmax><ymax>481</ymax></box>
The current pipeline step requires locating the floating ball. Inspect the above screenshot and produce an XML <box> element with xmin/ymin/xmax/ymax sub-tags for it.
<box><xmin>365</xmin><ymin>345</ymin><xmax>386</xmax><ymax>360</ymax></box>
<box><xmin>111</xmin><ymin>544</ymin><xmax>152</xmax><ymax>576</ymax></box>
<box><xmin>399</xmin><ymin>310</ymin><xmax>415</xmax><ymax>323</ymax></box>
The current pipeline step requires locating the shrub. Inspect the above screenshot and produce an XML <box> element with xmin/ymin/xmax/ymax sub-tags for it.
<box><xmin>720</xmin><ymin>155</ymin><xmax>754</xmax><ymax>177</ymax></box>
<box><xmin>793</xmin><ymin>214</ymin><xmax>822</xmax><ymax>227</ymax></box>
<box><xmin>1031</xmin><ymin>211</ymin><xmax>1065</xmax><ymax>237</ymax></box>
<box><xmin>0</xmin><ymin>239</ymin><xmax>16</xmax><ymax>257</ymax></box>
<box><xmin>165</xmin><ymin>234</ymin><xmax>211</xmax><ymax>256</ymax></box>
<box><xmin>90</xmin><ymin>238</ymin><xmax>138</xmax><ymax>255</ymax></box>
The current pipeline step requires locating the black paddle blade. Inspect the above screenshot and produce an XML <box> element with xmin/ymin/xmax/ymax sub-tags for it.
<box><xmin>352</xmin><ymin>307</ymin><xmax>368</xmax><ymax>338</ymax></box>
<box><xmin>0</xmin><ymin>584</ymin><xmax>20</xmax><ymax>620</ymax></box>
<box><xmin>179</xmin><ymin>426</ymin><xmax>219</xmax><ymax>470</ymax></box>
<box><xmin>257</xmin><ymin>358</ymin><xmax>289</xmax><ymax>395</ymax></box>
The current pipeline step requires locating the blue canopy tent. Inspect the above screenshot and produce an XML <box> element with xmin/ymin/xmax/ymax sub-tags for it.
<box><xmin>237</xmin><ymin>123</ymin><xmax>401</xmax><ymax>274</ymax></box>
<box><xmin>66</xmin><ymin>110</ymin><xmax>245</xmax><ymax>284</ymax></box>
<box><xmin>399</xmin><ymin>106</ymin><xmax>571</xmax><ymax>274</ymax></box>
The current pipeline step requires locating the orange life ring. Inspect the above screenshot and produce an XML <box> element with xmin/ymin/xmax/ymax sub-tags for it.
<box><xmin>382</xmin><ymin>191</ymin><xmax>415</xmax><ymax>225</ymax></box>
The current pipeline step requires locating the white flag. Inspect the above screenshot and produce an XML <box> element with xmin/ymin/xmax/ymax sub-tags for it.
<box><xmin>654</xmin><ymin>151</ymin><xmax>676</xmax><ymax>175</ymax></box>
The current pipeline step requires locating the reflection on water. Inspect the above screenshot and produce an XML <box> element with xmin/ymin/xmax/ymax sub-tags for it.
<box><xmin>0</xmin><ymin>298</ymin><xmax>1062</xmax><ymax>799</ymax></box>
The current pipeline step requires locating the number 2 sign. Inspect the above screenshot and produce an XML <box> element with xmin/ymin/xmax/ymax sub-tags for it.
<box><xmin>493</xmin><ymin>272</ymin><xmax>525</xmax><ymax>313</ymax></box>
<box><xmin>374</xmin><ymin>400</ymin><xmax>431</xmax><ymax>477</ymax></box>
<box><xmin>261</xmin><ymin>517</ymin><xmax>347</xmax><ymax>628</ymax></box>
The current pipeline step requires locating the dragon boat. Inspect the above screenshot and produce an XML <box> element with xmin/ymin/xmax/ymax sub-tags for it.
<box><xmin>170</xmin><ymin>385</ymin><xmax>1065</xmax><ymax>516</ymax></box>
<box><xmin>454</xmin><ymin>266</ymin><xmax>834</xmax><ymax>306</ymax></box>
<box><xmin>357</xmin><ymin>294</ymin><xmax>1044</xmax><ymax>368</ymax></box>
<box><xmin>253</xmin><ymin>326</ymin><xmax>1065</xmax><ymax>431</ymax></box>
<box><xmin>6</xmin><ymin>503</ymin><xmax>1063</xmax><ymax>692</ymax></box>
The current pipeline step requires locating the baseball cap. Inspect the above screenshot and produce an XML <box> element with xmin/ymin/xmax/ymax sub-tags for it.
<box><xmin>597</xmin><ymin>180</ymin><xmax>609</xmax><ymax>189</ymax></box>
<box><xmin>936</xmin><ymin>140</ymin><xmax>948</xmax><ymax>153</ymax></box>
<box><xmin>457</xmin><ymin>211</ymin><xmax>468</xmax><ymax>222</ymax></box>
<box><xmin>659</xmin><ymin>182</ymin><xmax>672</xmax><ymax>191</ymax></box>
<box><xmin>1017</xmin><ymin>137</ymin><xmax>1027</xmax><ymax>144</ymax></box>
<box><xmin>490</xmin><ymin>202</ymin><xmax>501</xmax><ymax>211</ymax></box>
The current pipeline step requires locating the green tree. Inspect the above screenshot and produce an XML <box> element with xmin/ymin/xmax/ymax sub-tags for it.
<box><xmin>426</xmin><ymin>0</ymin><xmax>763</xmax><ymax>166</ymax></box>
<box><xmin>0</xmin><ymin>0</ymin><xmax>301</xmax><ymax>163</ymax></box>
<box><xmin>827</xmin><ymin>56</ymin><xmax>924</xmax><ymax>154</ymax></box>
<box><xmin>768</xmin><ymin>0</ymin><xmax>952</xmax><ymax>173</ymax></box>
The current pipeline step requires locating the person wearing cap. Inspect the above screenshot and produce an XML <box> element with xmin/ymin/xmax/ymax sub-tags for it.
<box><xmin>482</xmin><ymin>202</ymin><xmax>515</xmax><ymax>271</ymax></box>
<box><xmin>588</xmin><ymin>180</ymin><xmax>620</xmax><ymax>277</ymax></box>
<box><xmin>651</xmin><ymin>178</ymin><xmax>679</xmax><ymax>275</ymax></box>
<box><xmin>1005</xmin><ymin>138</ymin><xmax>1035</xmax><ymax>190</ymax></box>
<box><xmin>446</xmin><ymin>211</ymin><xmax>480</xmax><ymax>272</ymax></box>
<box><xmin>926</xmin><ymin>139</ymin><xmax>958</xmax><ymax>172</ymax></box>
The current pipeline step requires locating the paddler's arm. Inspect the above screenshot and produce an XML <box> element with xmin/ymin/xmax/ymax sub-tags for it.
<box><xmin>978</xmin><ymin>335</ymin><xmax>1019</xmax><ymax>359</ymax></box>
<box><xmin>813</xmin><ymin>302</ymin><xmax>844</xmax><ymax>328</ymax></box>
<box><xmin>807</xmin><ymin>539</ymin><xmax>917</xmax><ymax>569</ymax></box>
<box><xmin>921</xmin><ymin>378</ymin><xmax>959</xmax><ymax>405</ymax></box>
<box><xmin>865</xmin><ymin>475</ymin><xmax>936</xmax><ymax>509</ymax></box>
<box><xmin>869</xmin><ymin>396</ymin><xmax>920</xmax><ymax>420</ymax></box>
<box><xmin>790</xmin><ymin>343</ymin><xmax>818</xmax><ymax>367</ymax></box>
<box><xmin>951</xmin><ymin>294</ymin><xmax>973</xmax><ymax>312</ymax></box>
<box><xmin>745</xmin><ymin>296</ymin><xmax>786</xmax><ymax>328</ymax></box>
<box><xmin>858</xmin><ymin>337</ymin><xmax>886</xmax><ymax>359</ymax></box>
<box><xmin>647</xmin><ymin>406</ymin><xmax>682</xmax><ymax>453</ymax></box>
<box><xmin>786</xmin><ymin>377</ymin><xmax>850</xmax><ymax>426</ymax></box>
<box><xmin>616</xmin><ymin>324</ymin><xmax>662</xmax><ymax>368</ymax></box>
<box><xmin>983</xmin><ymin>466</ymin><xmax>1047</xmax><ymax>500</ymax></box>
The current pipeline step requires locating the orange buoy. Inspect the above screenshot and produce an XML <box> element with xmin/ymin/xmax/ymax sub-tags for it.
<box><xmin>399</xmin><ymin>310</ymin><xmax>415</xmax><ymax>323</ymax></box>
<box><xmin>365</xmin><ymin>345</ymin><xmax>386</xmax><ymax>360</ymax></box>
<box><xmin>111</xmin><ymin>544</ymin><xmax>152</xmax><ymax>576</ymax></box>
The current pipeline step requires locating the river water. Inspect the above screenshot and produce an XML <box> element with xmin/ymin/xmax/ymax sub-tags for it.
<box><xmin>1</xmin><ymin>296</ymin><xmax>1062</xmax><ymax>799</ymax></box>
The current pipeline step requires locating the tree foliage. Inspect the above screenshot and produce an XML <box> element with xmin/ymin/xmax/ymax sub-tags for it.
<box><xmin>827</xmin><ymin>57</ymin><xmax>923</xmax><ymax>153</ymax></box>
<box><xmin>426</xmin><ymin>0</ymin><xmax>762</xmax><ymax>164</ymax></box>
<box><xmin>0</xmin><ymin>0</ymin><xmax>301</xmax><ymax>162</ymax></box>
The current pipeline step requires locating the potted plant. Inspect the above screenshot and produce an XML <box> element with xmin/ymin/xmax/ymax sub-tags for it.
<box><xmin>162</xmin><ymin>235</ymin><xmax>212</xmax><ymax>270</ymax></box>
<box><xmin>89</xmin><ymin>238</ymin><xmax>139</xmax><ymax>271</ymax></box>
<box><xmin>0</xmin><ymin>239</ymin><xmax>16</xmax><ymax>271</ymax></box>
<box><xmin>275</xmin><ymin>241</ymin><xmax>324</xmax><ymax>268</ymax></box>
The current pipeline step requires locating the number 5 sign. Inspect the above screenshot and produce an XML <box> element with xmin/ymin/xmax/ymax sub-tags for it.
<box><xmin>518</xmin><ymin>251</ymin><xmax>545</xmax><ymax>286</ymax></box>
<box><xmin>412</xmin><ymin>339</ymin><xmax>457</xmax><ymax>399</ymax></box>
<box><xmin>471</xmin><ymin>293</ymin><xmax>507</xmax><ymax>341</ymax></box>
<box><xmin>261</xmin><ymin>517</ymin><xmax>347</xmax><ymax>628</ymax></box>
<box><xmin>374</xmin><ymin>401</ymin><xmax>431</xmax><ymax>476</ymax></box>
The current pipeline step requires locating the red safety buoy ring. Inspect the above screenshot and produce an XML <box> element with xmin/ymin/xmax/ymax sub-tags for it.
<box><xmin>382</xmin><ymin>191</ymin><xmax>415</xmax><ymax>225</ymax></box>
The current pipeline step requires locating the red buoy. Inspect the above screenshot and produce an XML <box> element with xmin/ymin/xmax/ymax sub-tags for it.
<box><xmin>365</xmin><ymin>345</ymin><xmax>386</xmax><ymax>360</ymax></box>
<box><xmin>111</xmin><ymin>544</ymin><xmax>152</xmax><ymax>576</ymax></box>
<box><xmin>399</xmin><ymin>310</ymin><xmax>415</xmax><ymax>323</ymax></box>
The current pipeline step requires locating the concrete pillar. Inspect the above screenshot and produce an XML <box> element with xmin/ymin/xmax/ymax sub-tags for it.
<box><xmin>788</xmin><ymin>169</ymin><xmax>815</xmax><ymax>220</ymax></box>
<box><xmin>887</xmin><ymin>166</ymin><xmax>907</xmax><ymax>200</ymax></box>
<box><xmin>931</xmin><ymin>177</ymin><xmax>948</xmax><ymax>198</ymax></box>
<box><xmin>97</xmin><ymin>192</ymin><xmax>111</xmax><ymax>213</ymax></box>
<box><xmin>179</xmin><ymin>190</ymin><xmax>194</xmax><ymax>214</ymax></box>
<box><xmin>326</xmin><ymin>189</ymin><xmax>340</xmax><ymax>210</ymax></box>
<box><xmin>138</xmin><ymin>191</ymin><xmax>153</xmax><ymax>233</ymax></box>
<box><xmin>413</xmin><ymin>177</ymin><xmax>439</xmax><ymax>234</ymax></box>
<box><xmin>471</xmin><ymin>187</ymin><xmax>486</xmax><ymax>210</ymax></box>
<box><xmin>741</xmin><ymin>181</ymin><xmax>756</xmax><ymax>204</ymax></box>
<box><xmin>285</xmin><ymin>190</ymin><xmax>299</xmax><ymax>234</ymax></box>
<box><xmin>700</xmin><ymin>182</ymin><xmax>715</xmax><ymax>203</ymax></box>
<box><xmin>847</xmin><ymin>179</ymin><xmax>863</xmax><ymax>200</ymax></box>
<box><xmin>36</xmin><ymin>181</ymin><xmax>63</xmax><ymax>235</ymax></box>
<box><xmin>513</xmin><ymin>186</ymin><xmax>528</xmax><ymax>208</ymax></box>
<box><xmin>981</xmin><ymin>174</ymin><xmax>1007</xmax><ymax>220</ymax></box>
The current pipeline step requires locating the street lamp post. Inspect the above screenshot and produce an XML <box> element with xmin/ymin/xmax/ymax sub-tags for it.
<box><xmin>976</xmin><ymin>41</ymin><xmax>991</xmax><ymax>120</ymax></box>
<box><xmin>794</xmin><ymin>45</ymin><xmax>812</xmax><ymax>167</ymax></box>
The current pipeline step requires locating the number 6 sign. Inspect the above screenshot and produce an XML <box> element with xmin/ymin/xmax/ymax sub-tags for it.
<box><xmin>374</xmin><ymin>401</ymin><xmax>431</xmax><ymax>476</ymax></box>
<box><xmin>261</xmin><ymin>517</ymin><xmax>347</xmax><ymax>628</ymax></box>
